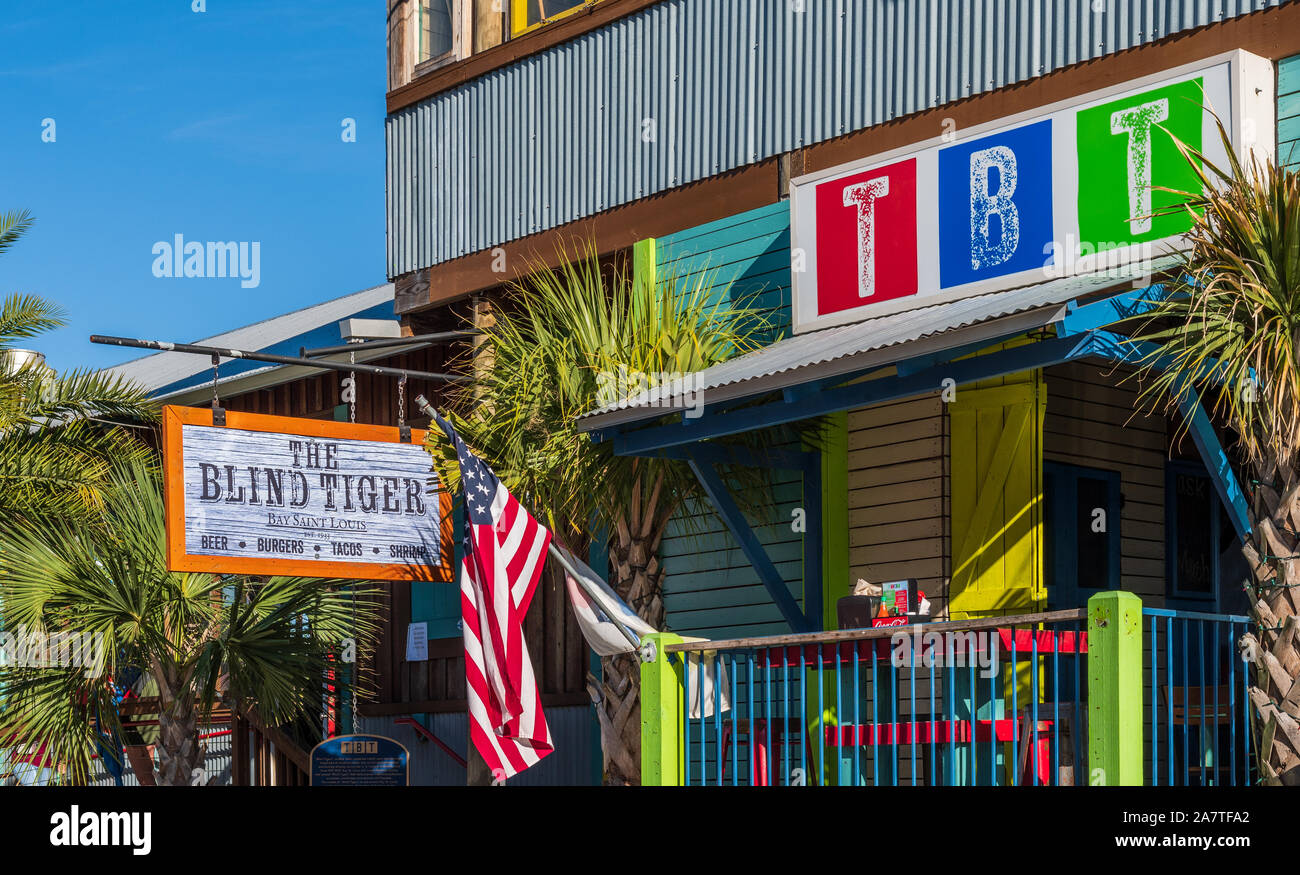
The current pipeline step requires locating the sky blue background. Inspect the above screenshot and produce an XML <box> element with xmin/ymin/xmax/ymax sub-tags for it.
<box><xmin>938</xmin><ymin>119</ymin><xmax>1055</xmax><ymax>289</ymax></box>
<box><xmin>0</xmin><ymin>1</ymin><xmax>386</xmax><ymax>371</ymax></box>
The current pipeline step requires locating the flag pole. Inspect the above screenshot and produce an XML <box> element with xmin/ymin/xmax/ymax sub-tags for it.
<box><xmin>413</xmin><ymin>395</ymin><xmax>647</xmax><ymax>653</ymax></box>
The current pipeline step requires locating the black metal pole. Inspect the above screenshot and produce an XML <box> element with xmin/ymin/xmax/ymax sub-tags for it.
<box><xmin>300</xmin><ymin>329</ymin><xmax>478</xmax><ymax>359</ymax></box>
<box><xmin>89</xmin><ymin>335</ymin><xmax>470</xmax><ymax>383</ymax></box>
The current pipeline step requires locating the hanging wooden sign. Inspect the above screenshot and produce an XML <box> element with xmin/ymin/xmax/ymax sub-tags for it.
<box><xmin>162</xmin><ymin>405</ymin><xmax>453</xmax><ymax>581</ymax></box>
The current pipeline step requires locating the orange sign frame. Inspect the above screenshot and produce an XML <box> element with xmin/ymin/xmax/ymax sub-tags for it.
<box><xmin>162</xmin><ymin>405</ymin><xmax>454</xmax><ymax>582</ymax></box>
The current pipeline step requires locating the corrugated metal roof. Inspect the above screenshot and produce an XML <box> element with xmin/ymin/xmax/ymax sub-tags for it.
<box><xmin>387</xmin><ymin>0</ymin><xmax>1282</xmax><ymax>277</ymax></box>
<box><xmin>578</xmin><ymin>260</ymin><xmax>1176</xmax><ymax>430</ymax></box>
<box><xmin>102</xmin><ymin>283</ymin><xmax>394</xmax><ymax>396</ymax></box>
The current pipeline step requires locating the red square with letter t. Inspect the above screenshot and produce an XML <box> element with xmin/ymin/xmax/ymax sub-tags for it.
<box><xmin>813</xmin><ymin>157</ymin><xmax>919</xmax><ymax>317</ymax></box>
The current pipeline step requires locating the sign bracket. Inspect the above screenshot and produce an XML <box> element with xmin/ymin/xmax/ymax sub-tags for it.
<box><xmin>89</xmin><ymin>334</ymin><xmax>471</xmax><ymax>383</ymax></box>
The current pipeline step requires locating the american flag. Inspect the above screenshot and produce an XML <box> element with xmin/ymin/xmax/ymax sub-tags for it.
<box><xmin>433</xmin><ymin>413</ymin><xmax>554</xmax><ymax>780</ymax></box>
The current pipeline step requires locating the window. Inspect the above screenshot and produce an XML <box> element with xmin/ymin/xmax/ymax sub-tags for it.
<box><xmin>1044</xmin><ymin>462</ymin><xmax>1122</xmax><ymax>609</ymax></box>
<box><xmin>512</xmin><ymin>0</ymin><xmax>591</xmax><ymax>37</ymax></box>
<box><xmin>1166</xmin><ymin>461</ymin><xmax>1240</xmax><ymax>604</ymax></box>
<box><xmin>419</xmin><ymin>1</ymin><xmax>457</xmax><ymax>65</ymax></box>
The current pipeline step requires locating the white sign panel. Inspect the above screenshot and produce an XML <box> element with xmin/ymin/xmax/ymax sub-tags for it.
<box><xmin>789</xmin><ymin>49</ymin><xmax>1275</xmax><ymax>334</ymax></box>
<box><xmin>163</xmin><ymin>406</ymin><xmax>452</xmax><ymax>581</ymax></box>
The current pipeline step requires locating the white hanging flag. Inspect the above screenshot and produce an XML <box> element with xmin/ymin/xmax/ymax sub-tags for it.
<box><xmin>684</xmin><ymin>650</ymin><xmax>731</xmax><ymax>719</ymax></box>
<box><xmin>552</xmin><ymin>545</ymin><xmax>656</xmax><ymax>657</ymax></box>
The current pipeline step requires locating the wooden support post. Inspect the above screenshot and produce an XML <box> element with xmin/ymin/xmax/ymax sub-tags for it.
<box><xmin>640</xmin><ymin>632</ymin><xmax>684</xmax><ymax>786</ymax></box>
<box><xmin>1088</xmin><ymin>590</ymin><xmax>1144</xmax><ymax>786</ymax></box>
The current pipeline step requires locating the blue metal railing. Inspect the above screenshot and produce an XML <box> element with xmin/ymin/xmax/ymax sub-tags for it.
<box><xmin>672</xmin><ymin>609</ymin><xmax>1089</xmax><ymax>786</ymax></box>
<box><xmin>1142</xmin><ymin>608</ymin><xmax>1254</xmax><ymax>787</ymax></box>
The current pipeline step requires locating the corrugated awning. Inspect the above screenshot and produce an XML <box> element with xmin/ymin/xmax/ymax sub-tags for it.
<box><xmin>578</xmin><ymin>259</ymin><xmax>1174</xmax><ymax>432</ymax></box>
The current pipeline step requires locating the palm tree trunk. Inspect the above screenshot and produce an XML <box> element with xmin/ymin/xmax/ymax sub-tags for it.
<box><xmin>1237</xmin><ymin>449</ymin><xmax>1300</xmax><ymax>785</ymax></box>
<box><xmin>152</xmin><ymin>660</ymin><xmax>201</xmax><ymax>787</ymax></box>
<box><xmin>590</xmin><ymin>470</ymin><xmax>669</xmax><ymax>786</ymax></box>
<box><xmin>156</xmin><ymin>694</ymin><xmax>200</xmax><ymax>786</ymax></box>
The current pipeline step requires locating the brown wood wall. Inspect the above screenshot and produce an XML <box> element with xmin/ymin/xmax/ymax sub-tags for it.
<box><xmin>1043</xmin><ymin>357</ymin><xmax>1170</xmax><ymax>607</ymax></box>
<box><xmin>366</xmin><ymin>561</ymin><xmax>591</xmax><ymax>716</ymax></box>
<box><xmin>846</xmin><ymin>393</ymin><xmax>952</xmax><ymax>617</ymax></box>
<box><xmin>845</xmin><ymin>359</ymin><xmax>1173</xmax><ymax>618</ymax></box>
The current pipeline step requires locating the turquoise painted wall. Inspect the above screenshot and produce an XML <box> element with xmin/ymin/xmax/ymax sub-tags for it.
<box><xmin>1281</xmin><ymin>55</ymin><xmax>1300</xmax><ymax>170</ymax></box>
<box><xmin>657</xmin><ymin>200</ymin><xmax>793</xmax><ymax>341</ymax></box>
<box><xmin>662</xmin><ymin>473</ymin><xmax>806</xmax><ymax>640</ymax></box>
<box><xmin>654</xmin><ymin>202</ymin><xmax>808</xmax><ymax>639</ymax></box>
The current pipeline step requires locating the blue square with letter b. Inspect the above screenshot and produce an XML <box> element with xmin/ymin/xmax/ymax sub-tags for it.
<box><xmin>937</xmin><ymin>119</ymin><xmax>1054</xmax><ymax>289</ymax></box>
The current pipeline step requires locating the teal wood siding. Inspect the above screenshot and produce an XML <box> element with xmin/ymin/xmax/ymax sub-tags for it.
<box><xmin>662</xmin><ymin>471</ymin><xmax>805</xmax><ymax>640</ymax></box>
<box><xmin>656</xmin><ymin>202</ymin><xmax>805</xmax><ymax>640</ymax></box>
<box><xmin>1281</xmin><ymin>55</ymin><xmax>1300</xmax><ymax>170</ymax></box>
<box><xmin>657</xmin><ymin>201</ymin><xmax>793</xmax><ymax>340</ymax></box>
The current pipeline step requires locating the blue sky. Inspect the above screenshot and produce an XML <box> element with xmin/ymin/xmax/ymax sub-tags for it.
<box><xmin>1</xmin><ymin>1</ymin><xmax>386</xmax><ymax>371</ymax></box>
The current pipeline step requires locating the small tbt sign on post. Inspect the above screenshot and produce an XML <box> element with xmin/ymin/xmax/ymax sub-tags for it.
<box><xmin>310</xmin><ymin>734</ymin><xmax>409</xmax><ymax>787</ymax></box>
<box><xmin>161</xmin><ymin>405</ymin><xmax>453</xmax><ymax>581</ymax></box>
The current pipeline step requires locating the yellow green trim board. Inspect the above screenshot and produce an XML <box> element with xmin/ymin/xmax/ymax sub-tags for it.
<box><xmin>640</xmin><ymin>632</ymin><xmax>684</xmax><ymax>786</ymax></box>
<box><xmin>1087</xmin><ymin>590</ymin><xmax>1144</xmax><ymax>786</ymax></box>
<box><xmin>632</xmin><ymin>236</ymin><xmax>657</xmax><ymax>292</ymax></box>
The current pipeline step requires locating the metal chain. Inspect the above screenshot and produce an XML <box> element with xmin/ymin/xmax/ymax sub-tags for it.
<box><xmin>397</xmin><ymin>375</ymin><xmax>407</xmax><ymax>430</ymax></box>
<box><xmin>348</xmin><ymin>348</ymin><xmax>357</xmax><ymax>424</ymax></box>
<box><xmin>211</xmin><ymin>353</ymin><xmax>221</xmax><ymax>409</ymax></box>
<box><xmin>345</xmin><ymin>340</ymin><xmax>360</xmax><ymax>735</ymax></box>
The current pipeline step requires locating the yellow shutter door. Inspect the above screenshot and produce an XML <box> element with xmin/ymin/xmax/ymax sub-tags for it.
<box><xmin>948</xmin><ymin>374</ymin><xmax>1045</xmax><ymax>620</ymax></box>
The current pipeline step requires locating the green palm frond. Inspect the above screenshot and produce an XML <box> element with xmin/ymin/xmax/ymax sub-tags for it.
<box><xmin>0</xmin><ymin>420</ymin><xmax>154</xmax><ymax>523</ymax></box>
<box><xmin>429</xmin><ymin>241</ymin><xmax>814</xmax><ymax>546</ymax></box>
<box><xmin>1130</xmin><ymin>118</ymin><xmax>1300</xmax><ymax>470</ymax></box>
<box><xmin>0</xmin><ymin>461</ymin><xmax>382</xmax><ymax>783</ymax></box>
<box><xmin>6</xmin><ymin>366</ymin><xmax>158</xmax><ymax>428</ymax></box>
<box><xmin>0</xmin><ymin>209</ymin><xmax>35</xmax><ymax>257</ymax></box>
<box><xmin>0</xmin><ymin>293</ymin><xmax>65</xmax><ymax>346</ymax></box>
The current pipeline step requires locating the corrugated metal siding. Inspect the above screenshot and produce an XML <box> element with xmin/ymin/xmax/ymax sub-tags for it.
<box><xmin>1280</xmin><ymin>53</ymin><xmax>1300</xmax><ymax>168</ymax></box>
<box><xmin>388</xmin><ymin>0</ymin><xmax>1284</xmax><ymax>276</ymax></box>
<box><xmin>358</xmin><ymin>707</ymin><xmax>597</xmax><ymax>785</ymax></box>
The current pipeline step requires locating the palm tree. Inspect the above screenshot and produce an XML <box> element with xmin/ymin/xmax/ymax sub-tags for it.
<box><xmin>1132</xmin><ymin>126</ymin><xmax>1300</xmax><ymax>784</ymax></box>
<box><xmin>430</xmin><ymin>245</ymin><xmax>799</xmax><ymax>784</ymax></box>
<box><xmin>0</xmin><ymin>461</ymin><xmax>381</xmax><ymax>785</ymax></box>
<box><xmin>0</xmin><ymin>209</ymin><xmax>157</xmax><ymax>524</ymax></box>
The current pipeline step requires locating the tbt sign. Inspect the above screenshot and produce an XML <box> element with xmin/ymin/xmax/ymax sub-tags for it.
<box><xmin>162</xmin><ymin>406</ymin><xmax>453</xmax><ymax>581</ymax></box>
<box><xmin>790</xmin><ymin>50</ymin><xmax>1275</xmax><ymax>334</ymax></box>
<box><xmin>310</xmin><ymin>734</ymin><xmax>409</xmax><ymax>786</ymax></box>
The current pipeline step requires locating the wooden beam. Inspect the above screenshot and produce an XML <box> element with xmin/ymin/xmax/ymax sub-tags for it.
<box><xmin>395</xmin><ymin>159</ymin><xmax>780</xmax><ymax>314</ymax></box>
<box><xmin>238</xmin><ymin>707</ymin><xmax>312</xmax><ymax>774</ymax></box>
<box><xmin>358</xmin><ymin>691</ymin><xmax>592</xmax><ymax>717</ymax></box>
<box><xmin>665</xmin><ymin>608</ymin><xmax>1088</xmax><ymax>653</ymax></box>
<box><xmin>613</xmin><ymin>332</ymin><xmax>1104</xmax><ymax>455</ymax></box>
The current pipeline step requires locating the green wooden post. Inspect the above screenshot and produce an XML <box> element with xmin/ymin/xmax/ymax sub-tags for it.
<box><xmin>640</xmin><ymin>632</ymin><xmax>684</xmax><ymax>786</ymax></box>
<box><xmin>810</xmin><ymin>411</ymin><xmax>848</xmax><ymax>785</ymax></box>
<box><xmin>1087</xmin><ymin>590</ymin><xmax>1143</xmax><ymax>786</ymax></box>
<box><xmin>632</xmin><ymin>237</ymin><xmax>657</xmax><ymax>293</ymax></box>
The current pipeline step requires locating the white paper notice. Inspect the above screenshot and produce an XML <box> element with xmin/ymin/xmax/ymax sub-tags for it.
<box><xmin>405</xmin><ymin>622</ymin><xmax>429</xmax><ymax>662</ymax></box>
